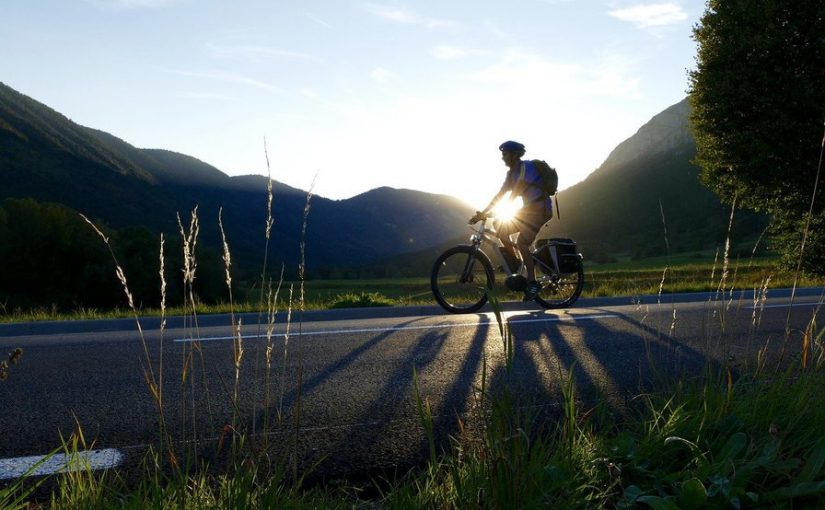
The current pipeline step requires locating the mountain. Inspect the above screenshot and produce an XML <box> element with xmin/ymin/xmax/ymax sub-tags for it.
<box><xmin>0</xmin><ymin>81</ymin><xmax>474</xmax><ymax>278</ymax></box>
<box><xmin>0</xmin><ymin>80</ymin><xmax>765</xmax><ymax>293</ymax></box>
<box><xmin>551</xmin><ymin>99</ymin><xmax>766</xmax><ymax>261</ymax></box>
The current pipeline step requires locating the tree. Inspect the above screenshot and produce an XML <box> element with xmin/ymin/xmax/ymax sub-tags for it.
<box><xmin>689</xmin><ymin>1</ymin><xmax>825</xmax><ymax>272</ymax></box>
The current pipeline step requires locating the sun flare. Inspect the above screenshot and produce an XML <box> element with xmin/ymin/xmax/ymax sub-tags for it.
<box><xmin>492</xmin><ymin>197</ymin><xmax>523</xmax><ymax>222</ymax></box>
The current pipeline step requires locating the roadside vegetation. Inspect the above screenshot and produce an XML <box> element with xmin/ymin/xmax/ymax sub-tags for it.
<box><xmin>4</xmin><ymin>252</ymin><xmax>825</xmax><ymax>323</ymax></box>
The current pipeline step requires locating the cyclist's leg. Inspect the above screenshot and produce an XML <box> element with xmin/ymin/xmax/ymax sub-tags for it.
<box><xmin>496</xmin><ymin>221</ymin><xmax>520</xmax><ymax>260</ymax></box>
<box><xmin>514</xmin><ymin>208</ymin><xmax>544</xmax><ymax>281</ymax></box>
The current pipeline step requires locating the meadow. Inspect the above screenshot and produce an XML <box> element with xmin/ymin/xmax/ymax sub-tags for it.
<box><xmin>2</xmin><ymin>254</ymin><xmax>822</xmax><ymax>323</ymax></box>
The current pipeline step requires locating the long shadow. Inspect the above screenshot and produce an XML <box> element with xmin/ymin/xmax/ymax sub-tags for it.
<box><xmin>485</xmin><ymin>306</ymin><xmax>723</xmax><ymax>421</ymax></box>
<box><xmin>248</xmin><ymin>317</ymin><xmax>428</xmax><ymax>428</ymax></box>
<box><xmin>302</xmin><ymin>314</ymin><xmax>492</xmax><ymax>481</ymax></box>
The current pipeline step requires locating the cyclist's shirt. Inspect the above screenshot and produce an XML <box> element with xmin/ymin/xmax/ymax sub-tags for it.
<box><xmin>504</xmin><ymin>161</ymin><xmax>553</xmax><ymax>212</ymax></box>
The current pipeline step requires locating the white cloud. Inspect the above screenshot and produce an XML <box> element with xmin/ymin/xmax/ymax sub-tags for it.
<box><xmin>363</xmin><ymin>3</ymin><xmax>454</xmax><ymax>29</ymax></box>
<box><xmin>608</xmin><ymin>3</ymin><xmax>688</xmax><ymax>28</ymax></box>
<box><xmin>83</xmin><ymin>0</ymin><xmax>182</xmax><ymax>9</ymax></box>
<box><xmin>177</xmin><ymin>91</ymin><xmax>237</xmax><ymax>101</ymax></box>
<box><xmin>206</xmin><ymin>42</ymin><xmax>318</xmax><ymax>63</ymax></box>
<box><xmin>168</xmin><ymin>69</ymin><xmax>280</xmax><ymax>93</ymax></box>
<box><xmin>470</xmin><ymin>50</ymin><xmax>641</xmax><ymax>99</ymax></box>
<box><xmin>370</xmin><ymin>67</ymin><xmax>394</xmax><ymax>83</ymax></box>
<box><xmin>431</xmin><ymin>45</ymin><xmax>489</xmax><ymax>61</ymax></box>
<box><xmin>304</xmin><ymin>11</ymin><xmax>332</xmax><ymax>28</ymax></box>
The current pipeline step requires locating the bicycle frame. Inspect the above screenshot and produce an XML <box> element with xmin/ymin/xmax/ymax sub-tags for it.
<box><xmin>431</xmin><ymin>214</ymin><xmax>584</xmax><ymax>313</ymax></box>
<box><xmin>466</xmin><ymin>217</ymin><xmax>558</xmax><ymax>281</ymax></box>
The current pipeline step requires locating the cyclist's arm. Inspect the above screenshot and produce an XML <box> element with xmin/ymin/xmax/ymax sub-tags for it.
<box><xmin>480</xmin><ymin>188</ymin><xmax>509</xmax><ymax>216</ymax></box>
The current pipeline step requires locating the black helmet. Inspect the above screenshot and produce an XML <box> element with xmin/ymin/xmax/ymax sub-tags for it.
<box><xmin>499</xmin><ymin>140</ymin><xmax>525</xmax><ymax>153</ymax></box>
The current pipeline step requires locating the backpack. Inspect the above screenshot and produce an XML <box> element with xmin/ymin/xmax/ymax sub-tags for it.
<box><xmin>531</xmin><ymin>160</ymin><xmax>558</xmax><ymax>197</ymax></box>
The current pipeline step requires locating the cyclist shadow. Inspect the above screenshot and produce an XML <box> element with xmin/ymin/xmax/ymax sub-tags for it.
<box><xmin>484</xmin><ymin>308</ymin><xmax>724</xmax><ymax>419</ymax></box>
<box><xmin>305</xmin><ymin>314</ymin><xmax>494</xmax><ymax>482</ymax></box>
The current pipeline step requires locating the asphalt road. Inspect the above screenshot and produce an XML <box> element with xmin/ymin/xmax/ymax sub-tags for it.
<box><xmin>1</xmin><ymin>287</ymin><xmax>823</xmax><ymax>480</ymax></box>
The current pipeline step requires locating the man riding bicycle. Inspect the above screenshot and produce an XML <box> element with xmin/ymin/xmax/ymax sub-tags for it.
<box><xmin>470</xmin><ymin>140</ymin><xmax>553</xmax><ymax>301</ymax></box>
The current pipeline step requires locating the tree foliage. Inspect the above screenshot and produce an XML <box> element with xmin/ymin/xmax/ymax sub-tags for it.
<box><xmin>689</xmin><ymin>0</ymin><xmax>825</xmax><ymax>272</ymax></box>
<box><xmin>0</xmin><ymin>198</ymin><xmax>226</xmax><ymax>313</ymax></box>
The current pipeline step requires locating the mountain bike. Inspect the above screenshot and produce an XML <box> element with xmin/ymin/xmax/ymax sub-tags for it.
<box><xmin>430</xmin><ymin>213</ymin><xmax>584</xmax><ymax>314</ymax></box>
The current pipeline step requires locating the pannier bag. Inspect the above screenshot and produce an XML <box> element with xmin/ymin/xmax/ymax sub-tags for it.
<box><xmin>535</xmin><ymin>238</ymin><xmax>580</xmax><ymax>273</ymax></box>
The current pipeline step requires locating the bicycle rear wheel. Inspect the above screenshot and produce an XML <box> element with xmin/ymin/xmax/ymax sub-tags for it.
<box><xmin>431</xmin><ymin>246</ymin><xmax>494</xmax><ymax>314</ymax></box>
<box><xmin>534</xmin><ymin>256</ymin><xmax>584</xmax><ymax>309</ymax></box>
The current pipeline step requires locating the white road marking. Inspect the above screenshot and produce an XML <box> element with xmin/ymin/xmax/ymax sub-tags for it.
<box><xmin>747</xmin><ymin>302</ymin><xmax>823</xmax><ymax>310</ymax></box>
<box><xmin>173</xmin><ymin>313</ymin><xmax>620</xmax><ymax>343</ymax></box>
<box><xmin>0</xmin><ymin>448</ymin><xmax>123</xmax><ymax>480</ymax></box>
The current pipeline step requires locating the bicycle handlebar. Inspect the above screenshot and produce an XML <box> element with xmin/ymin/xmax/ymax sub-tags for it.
<box><xmin>469</xmin><ymin>211</ymin><xmax>494</xmax><ymax>225</ymax></box>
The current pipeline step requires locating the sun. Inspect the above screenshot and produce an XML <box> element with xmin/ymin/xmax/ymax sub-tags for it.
<box><xmin>492</xmin><ymin>197</ymin><xmax>523</xmax><ymax>222</ymax></box>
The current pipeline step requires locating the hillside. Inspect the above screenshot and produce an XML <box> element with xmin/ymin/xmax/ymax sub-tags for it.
<box><xmin>552</xmin><ymin>99</ymin><xmax>766</xmax><ymax>261</ymax></box>
<box><xmin>0</xmin><ymin>81</ymin><xmax>474</xmax><ymax>279</ymax></box>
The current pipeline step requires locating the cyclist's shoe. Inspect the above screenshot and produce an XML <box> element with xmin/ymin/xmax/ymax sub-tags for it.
<box><xmin>522</xmin><ymin>280</ymin><xmax>541</xmax><ymax>301</ymax></box>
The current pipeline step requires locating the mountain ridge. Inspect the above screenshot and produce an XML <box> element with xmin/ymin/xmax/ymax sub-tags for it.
<box><xmin>0</xmin><ymin>80</ymin><xmax>474</xmax><ymax>276</ymax></box>
<box><xmin>0</xmin><ymin>80</ymin><xmax>766</xmax><ymax>285</ymax></box>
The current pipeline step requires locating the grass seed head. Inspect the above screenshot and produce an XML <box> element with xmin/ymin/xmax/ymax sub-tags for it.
<box><xmin>9</xmin><ymin>347</ymin><xmax>22</xmax><ymax>364</ymax></box>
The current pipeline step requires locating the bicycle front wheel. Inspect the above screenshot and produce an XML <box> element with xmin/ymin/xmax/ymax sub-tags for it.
<box><xmin>534</xmin><ymin>256</ymin><xmax>584</xmax><ymax>309</ymax></box>
<box><xmin>430</xmin><ymin>245</ymin><xmax>494</xmax><ymax>314</ymax></box>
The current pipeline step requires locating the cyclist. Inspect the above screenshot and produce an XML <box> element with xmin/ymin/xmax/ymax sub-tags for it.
<box><xmin>470</xmin><ymin>140</ymin><xmax>553</xmax><ymax>300</ymax></box>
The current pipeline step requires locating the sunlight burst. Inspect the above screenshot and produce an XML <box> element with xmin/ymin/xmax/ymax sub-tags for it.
<box><xmin>492</xmin><ymin>197</ymin><xmax>522</xmax><ymax>222</ymax></box>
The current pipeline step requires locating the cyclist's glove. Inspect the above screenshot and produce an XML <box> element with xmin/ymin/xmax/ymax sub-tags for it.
<box><xmin>469</xmin><ymin>211</ymin><xmax>485</xmax><ymax>224</ymax></box>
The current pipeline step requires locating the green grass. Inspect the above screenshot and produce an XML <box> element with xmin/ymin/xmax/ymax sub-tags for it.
<box><xmin>3</xmin><ymin>256</ymin><xmax>822</xmax><ymax>323</ymax></box>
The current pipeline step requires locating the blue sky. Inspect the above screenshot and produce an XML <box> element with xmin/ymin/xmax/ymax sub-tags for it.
<box><xmin>1</xmin><ymin>0</ymin><xmax>705</xmax><ymax>207</ymax></box>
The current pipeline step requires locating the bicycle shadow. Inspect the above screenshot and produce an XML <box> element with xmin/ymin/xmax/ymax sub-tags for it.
<box><xmin>483</xmin><ymin>306</ymin><xmax>725</xmax><ymax>420</ymax></box>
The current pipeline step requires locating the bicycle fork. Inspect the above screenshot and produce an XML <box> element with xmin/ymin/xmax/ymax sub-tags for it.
<box><xmin>459</xmin><ymin>247</ymin><xmax>479</xmax><ymax>283</ymax></box>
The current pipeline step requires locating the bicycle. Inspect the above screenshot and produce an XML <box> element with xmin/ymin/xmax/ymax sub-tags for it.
<box><xmin>430</xmin><ymin>213</ymin><xmax>585</xmax><ymax>314</ymax></box>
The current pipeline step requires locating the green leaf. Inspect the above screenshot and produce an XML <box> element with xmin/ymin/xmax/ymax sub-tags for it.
<box><xmin>637</xmin><ymin>495</ymin><xmax>681</xmax><ymax>510</ymax></box>
<box><xmin>679</xmin><ymin>478</ymin><xmax>708</xmax><ymax>510</ymax></box>
<box><xmin>623</xmin><ymin>485</ymin><xmax>644</xmax><ymax>502</ymax></box>
<box><xmin>797</xmin><ymin>441</ymin><xmax>825</xmax><ymax>483</ymax></box>
<box><xmin>716</xmin><ymin>432</ymin><xmax>747</xmax><ymax>463</ymax></box>
<box><xmin>764</xmin><ymin>481</ymin><xmax>825</xmax><ymax>502</ymax></box>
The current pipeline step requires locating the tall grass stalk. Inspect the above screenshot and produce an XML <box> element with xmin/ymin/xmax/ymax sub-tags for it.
<box><xmin>176</xmin><ymin>207</ymin><xmax>218</xmax><ymax>452</ymax></box>
<box><xmin>780</xmin><ymin>122</ymin><xmax>825</xmax><ymax>367</ymax></box>
<box><xmin>262</xmin><ymin>267</ymin><xmax>284</xmax><ymax>451</ymax></box>
<box><xmin>157</xmin><ymin>232</ymin><xmax>172</xmax><ymax>466</ymax></box>
<box><xmin>280</xmin><ymin>177</ymin><xmax>316</xmax><ymax>481</ymax></box>
<box><xmin>252</xmin><ymin>139</ymin><xmax>276</xmax><ymax>438</ymax></box>
<box><xmin>80</xmin><ymin>213</ymin><xmax>171</xmax><ymax>454</ymax></box>
<box><xmin>278</xmin><ymin>284</ymin><xmax>294</xmax><ymax>424</ymax></box>
<box><xmin>716</xmin><ymin>195</ymin><xmax>736</xmax><ymax>301</ymax></box>
<box><xmin>219</xmin><ymin>208</ymin><xmax>245</xmax><ymax>438</ymax></box>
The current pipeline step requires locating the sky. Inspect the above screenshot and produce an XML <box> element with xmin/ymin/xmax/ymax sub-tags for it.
<box><xmin>1</xmin><ymin>0</ymin><xmax>706</xmax><ymax>208</ymax></box>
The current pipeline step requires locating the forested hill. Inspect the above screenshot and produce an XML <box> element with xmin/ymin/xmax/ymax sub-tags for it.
<box><xmin>551</xmin><ymin>99</ymin><xmax>766</xmax><ymax>261</ymax></box>
<box><xmin>0</xmin><ymin>81</ymin><xmax>474</xmax><ymax>281</ymax></box>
